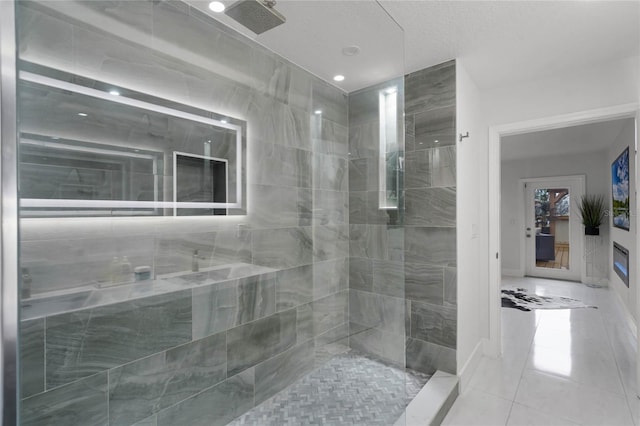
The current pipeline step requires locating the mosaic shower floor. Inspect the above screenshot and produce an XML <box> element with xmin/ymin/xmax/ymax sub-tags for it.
<box><xmin>228</xmin><ymin>350</ymin><xmax>431</xmax><ymax>426</ymax></box>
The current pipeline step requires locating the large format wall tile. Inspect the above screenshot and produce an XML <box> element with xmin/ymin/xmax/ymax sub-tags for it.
<box><xmin>404</xmin><ymin>150</ymin><xmax>431</xmax><ymax>189</ymax></box>
<box><xmin>349</xmin><ymin>323</ymin><xmax>405</xmax><ymax>367</ymax></box>
<box><xmin>313</xmin><ymin>258</ymin><xmax>348</xmax><ymax>299</ymax></box>
<box><xmin>192</xmin><ymin>273</ymin><xmax>276</xmax><ymax>339</ymax></box>
<box><xmin>249</xmin><ymin>185</ymin><xmax>311</xmax><ymax>228</ymax></box>
<box><xmin>227</xmin><ymin>309</ymin><xmax>297</xmax><ymax>376</ymax></box>
<box><xmin>21</xmin><ymin>319</ymin><xmax>44</xmax><ymax>398</ymax></box>
<box><xmin>405</xmin><ymin>61</ymin><xmax>455</xmax><ymax>115</ymax></box>
<box><xmin>348</xmin><ymin>121</ymin><xmax>378</xmax><ymax>159</ymax></box>
<box><xmin>372</xmin><ymin>260</ymin><xmax>404</xmax><ymax>298</ymax></box>
<box><xmin>46</xmin><ymin>291</ymin><xmax>192</xmax><ymax>388</ymax></box>
<box><xmin>349</xmin><ymin>290</ymin><xmax>405</xmax><ymax>335</ymax></box>
<box><xmin>405</xmin><ymin>263</ymin><xmax>445</xmax><ymax>305</ymax></box>
<box><xmin>313</xmin><ymin>189</ymin><xmax>348</xmax><ymax>226</ymax></box>
<box><xmin>21</xmin><ymin>372</ymin><xmax>108</xmax><ymax>426</ymax></box>
<box><xmin>410</xmin><ymin>301</ymin><xmax>457</xmax><ymax>349</ymax></box>
<box><xmin>313</xmin><ymin>154</ymin><xmax>347</xmax><ymax>192</ymax></box>
<box><xmin>133</xmin><ymin>415</ymin><xmax>158</xmax><ymax>426</ymax></box>
<box><xmin>349</xmin><ymin>224</ymin><xmax>388</xmax><ymax>260</ymax></box>
<box><xmin>109</xmin><ymin>332</ymin><xmax>227</xmax><ymax>425</ymax></box>
<box><xmin>296</xmin><ymin>302</ymin><xmax>314</xmax><ymax>342</ymax></box>
<box><xmin>252</xmin><ymin>227</ymin><xmax>313</xmax><ymax>269</ymax></box>
<box><xmin>405</xmin><ymin>226</ymin><xmax>457</xmax><ymax>266</ymax></box>
<box><xmin>414</xmin><ymin>106</ymin><xmax>456</xmax><ymax>149</ymax></box>
<box><xmin>405</xmin><ymin>187</ymin><xmax>456</xmax><ymax>227</ymax></box>
<box><xmin>250</xmin><ymin>143</ymin><xmax>312</xmax><ymax>188</ymax></box>
<box><xmin>254</xmin><ymin>340</ymin><xmax>315</xmax><ymax>405</ymax></box>
<box><xmin>276</xmin><ymin>264</ymin><xmax>313</xmax><ymax>311</ymax></box>
<box><xmin>349</xmin><ymin>257</ymin><xmax>373</xmax><ymax>292</ymax></box>
<box><xmin>313</xmin><ymin>225</ymin><xmax>349</xmax><ymax>262</ymax></box>
<box><xmin>312</xmin><ymin>291</ymin><xmax>348</xmax><ymax>336</ymax></box>
<box><xmin>156</xmin><ymin>370</ymin><xmax>254</xmax><ymax>426</ymax></box>
<box><xmin>314</xmin><ymin>323</ymin><xmax>349</xmax><ymax>366</ymax></box>
<box><xmin>406</xmin><ymin>337</ymin><xmax>456</xmax><ymax>375</ymax></box>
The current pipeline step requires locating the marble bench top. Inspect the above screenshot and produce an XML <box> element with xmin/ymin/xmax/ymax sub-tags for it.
<box><xmin>21</xmin><ymin>262</ymin><xmax>276</xmax><ymax>321</ymax></box>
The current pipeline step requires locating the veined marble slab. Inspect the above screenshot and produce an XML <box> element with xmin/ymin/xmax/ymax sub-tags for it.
<box><xmin>22</xmin><ymin>262</ymin><xmax>275</xmax><ymax>320</ymax></box>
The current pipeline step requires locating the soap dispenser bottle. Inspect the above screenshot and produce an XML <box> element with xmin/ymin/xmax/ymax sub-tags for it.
<box><xmin>109</xmin><ymin>257</ymin><xmax>120</xmax><ymax>283</ymax></box>
<box><xmin>121</xmin><ymin>256</ymin><xmax>132</xmax><ymax>282</ymax></box>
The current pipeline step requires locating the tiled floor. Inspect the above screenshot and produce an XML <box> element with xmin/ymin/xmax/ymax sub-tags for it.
<box><xmin>229</xmin><ymin>351</ymin><xmax>430</xmax><ymax>426</ymax></box>
<box><xmin>443</xmin><ymin>276</ymin><xmax>639</xmax><ymax>426</ymax></box>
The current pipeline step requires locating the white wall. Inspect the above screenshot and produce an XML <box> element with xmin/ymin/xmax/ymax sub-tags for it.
<box><xmin>500</xmin><ymin>149</ymin><xmax>610</xmax><ymax>277</ymax></box>
<box><xmin>456</xmin><ymin>61</ymin><xmax>486</xmax><ymax>386</ymax></box>
<box><xmin>483</xmin><ymin>56</ymin><xmax>639</xmax><ymax>126</ymax></box>
<box><xmin>456</xmin><ymin>54</ymin><xmax>639</xmax><ymax>357</ymax></box>
<box><xmin>609</xmin><ymin>119</ymin><xmax>637</xmax><ymax>320</ymax></box>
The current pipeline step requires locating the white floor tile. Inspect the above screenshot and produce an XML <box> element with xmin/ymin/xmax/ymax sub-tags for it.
<box><xmin>442</xmin><ymin>390</ymin><xmax>512</xmax><ymax>426</ymax></box>
<box><xmin>526</xmin><ymin>344</ymin><xmax>624</xmax><ymax>396</ymax></box>
<box><xmin>469</xmin><ymin>356</ymin><xmax>525</xmax><ymax>401</ymax></box>
<box><xmin>449</xmin><ymin>278</ymin><xmax>636</xmax><ymax>425</ymax></box>
<box><xmin>506</xmin><ymin>402</ymin><xmax>579</xmax><ymax>426</ymax></box>
<box><xmin>515</xmin><ymin>369</ymin><xmax>633</xmax><ymax>425</ymax></box>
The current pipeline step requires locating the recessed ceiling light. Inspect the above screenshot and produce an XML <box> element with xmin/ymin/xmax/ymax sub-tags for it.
<box><xmin>77</xmin><ymin>112</ymin><xmax>88</xmax><ymax>117</ymax></box>
<box><xmin>333</xmin><ymin>75</ymin><xmax>345</xmax><ymax>82</ymax></box>
<box><xmin>209</xmin><ymin>1</ymin><xmax>225</xmax><ymax>13</ymax></box>
<box><xmin>342</xmin><ymin>45</ymin><xmax>361</xmax><ymax>57</ymax></box>
<box><xmin>314</xmin><ymin>110</ymin><xmax>322</xmax><ymax>115</ymax></box>
<box><xmin>109</xmin><ymin>89</ymin><xmax>120</xmax><ymax>96</ymax></box>
<box><xmin>434</xmin><ymin>140</ymin><xmax>439</xmax><ymax>143</ymax></box>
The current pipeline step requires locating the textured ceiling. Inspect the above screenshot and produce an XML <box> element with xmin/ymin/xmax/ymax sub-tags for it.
<box><xmin>191</xmin><ymin>0</ymin><xmax>640</xmax><ymax>92</ymax></box>
<box><xmin>501</xmin><ymin>118</ymin><xmax>632</xmax><ymax>162</ymax></box>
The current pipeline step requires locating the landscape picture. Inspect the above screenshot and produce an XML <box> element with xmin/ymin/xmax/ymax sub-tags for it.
<box><xmin>612</xmin><ymin>146</ymin><xmax>630</xmax><ymax>230</ymax></box>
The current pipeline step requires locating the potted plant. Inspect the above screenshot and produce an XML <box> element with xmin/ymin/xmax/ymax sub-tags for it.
<box><xmin>577</xmin><ymin>194</ymin><xmax>606</xmax><ymax>235</ymax></box>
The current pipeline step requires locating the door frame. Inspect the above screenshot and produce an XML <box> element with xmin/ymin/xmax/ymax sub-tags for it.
<box><xmin>520</xmin><ymin>175</ymin><xmax>585</xmax><ymax>282</ymax></box>
<box><xmin>487</xmin><ymin>102</ymin><xmax>638</xmax><ymax>359</ymax></box>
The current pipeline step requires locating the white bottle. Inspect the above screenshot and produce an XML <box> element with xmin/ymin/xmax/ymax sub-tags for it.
<box><xmin>109</xmin><ymin>257</ymin><xmax>120</xmax><ymax>283</ymax></box>
<box><xmin>121</xmin><ymin>256</ymin><xmax>132</xmax><ymax>282</ymax></box>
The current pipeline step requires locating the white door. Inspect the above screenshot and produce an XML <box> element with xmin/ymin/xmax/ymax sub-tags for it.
<box><xmin>524</xmin><ymin>176</ymin><xmax>585</xmax><ymax>281</ymax></box>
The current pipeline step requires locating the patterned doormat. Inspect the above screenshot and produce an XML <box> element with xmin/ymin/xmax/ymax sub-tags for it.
<box><xmin>501</xmin><ymin>287</ymin><xmax>597</xmax><ymax>312</ymax></box>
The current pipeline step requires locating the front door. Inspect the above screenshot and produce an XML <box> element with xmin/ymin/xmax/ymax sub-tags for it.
<box><xmin>524</xmin><ymin>176</ymin><xmax>584</xmax><ymax>281</ymax></box>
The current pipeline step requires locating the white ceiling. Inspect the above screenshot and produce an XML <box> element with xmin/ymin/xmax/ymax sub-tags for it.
<box><xmin>189</xmin><ymin>0</ymin><xmax>639</xmax><ymax>93</ymax></box>
<box><xmin>501</xmin><ymin>118</ymin><xmax>632</xmax><ymax>162</ymax></box>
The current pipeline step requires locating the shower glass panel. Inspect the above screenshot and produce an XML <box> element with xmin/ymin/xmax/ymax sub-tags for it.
<box><xmin>15</xmin><ymin>1</ymin><xmax>411</xmax><ymax>425</ymax></box>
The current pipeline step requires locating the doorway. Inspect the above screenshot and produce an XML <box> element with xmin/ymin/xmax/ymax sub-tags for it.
<box><xmin>523</xmin><ymin>176</ymin><xmax>584</xmax><ymax>282</ymax></box>
<box><xmin>487</xmin><ymin>103</ymin><xmax>639</xmax><ymax>359</ymax></box>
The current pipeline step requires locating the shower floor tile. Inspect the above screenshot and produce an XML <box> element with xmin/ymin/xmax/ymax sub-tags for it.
<box><xmin>229</xmin><ymin>350</ymin><xmax>430</xmax><ymax>426</ymax></box>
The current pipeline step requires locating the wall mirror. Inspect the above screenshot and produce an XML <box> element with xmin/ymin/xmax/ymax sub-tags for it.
<box><xmin>18</xmin><ymin>62</ymin><xmax>246</xmax><ymax>217</ymax></box>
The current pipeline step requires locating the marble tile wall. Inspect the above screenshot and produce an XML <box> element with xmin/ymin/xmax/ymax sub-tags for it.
<box><xmin>403</xmin><ymin>60</ymin><xmax>457</xmax><ymax>375</ymax></box>
<box><xmin>17</xmin><ymin>1</ymin><xmax>349</xmax><ymax>424</ymax></box>
<box><xmin>347</xmin><ymin>61</ymin><xmax>457</xmax><ymax>375</ymax></box>
<box><xmin>348</xmin><ymin>78</ymin><xmax>407</xmax><ymax>367</ymax></box>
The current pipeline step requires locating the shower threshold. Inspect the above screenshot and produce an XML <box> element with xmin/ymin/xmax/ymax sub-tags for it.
<box><xmin>228</xmin><ymin>350</ymin><xmax>431</xmax><ymax>426</ymax></box>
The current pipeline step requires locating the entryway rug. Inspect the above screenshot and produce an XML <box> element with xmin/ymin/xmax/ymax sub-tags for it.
<box><xmin>501</xmin><ymin>287</ymin><xmax>597</xmax><ymax>312</ymax></box>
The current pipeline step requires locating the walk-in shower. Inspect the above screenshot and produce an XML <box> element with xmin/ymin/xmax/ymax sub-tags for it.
<box><xmin>5</xmin><ymin>1</ymin><xmax>458</xmax><ymax>424</ymax></box>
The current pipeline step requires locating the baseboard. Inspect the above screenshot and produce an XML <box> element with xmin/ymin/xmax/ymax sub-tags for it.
<box><xmin>458</xmin><ymin>339</ymin><xmax>484</xmax><ymax>394</ymax></box>
<box><xmin>611</xmin><ymin>285</ymin><xmax>638</xmax><ymax>340</ymax></box>
<box><xmin>502</xmin><ymin>268</ymin><xmax>523</xmax><ymax>277</ymax></box>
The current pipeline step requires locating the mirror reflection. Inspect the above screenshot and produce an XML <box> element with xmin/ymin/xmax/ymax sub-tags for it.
<box><xmin>18</xmin><ymin>63</ymin><xmax>246</xmax><ymax>217</ymax></box>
